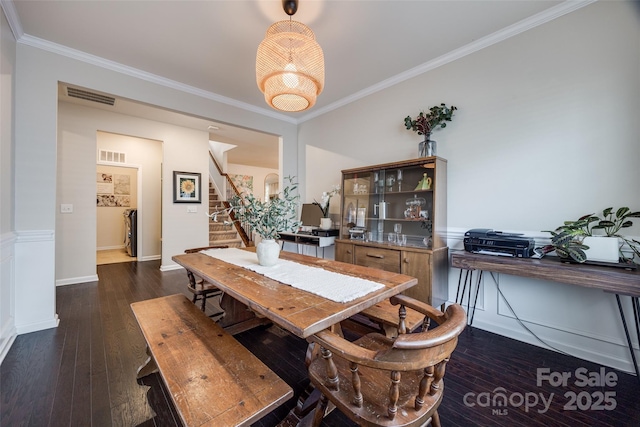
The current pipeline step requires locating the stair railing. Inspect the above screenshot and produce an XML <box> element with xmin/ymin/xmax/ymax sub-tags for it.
<box><xmin>209</xmin><ymin>151</ymin><xmax>254</xmax><ymax>247</ymax></box>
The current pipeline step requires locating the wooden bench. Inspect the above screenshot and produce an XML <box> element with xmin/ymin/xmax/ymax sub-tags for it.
<box><xmin>131</xmin><ymin>294</ymin><xmax>293</xmax><ymax>427</ymax></box>
<box><xmin>359</xmin><ymin>299</ymin><xmax>426</xmax><ymax>337</ymax></box>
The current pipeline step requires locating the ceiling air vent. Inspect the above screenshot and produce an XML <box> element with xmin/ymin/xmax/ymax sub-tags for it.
<box><xmin>66</xmin><ymin>87</ymin><xmax>116</xmax><ymax>106</ymax></box>
<box><xmin>99</xmin><ymin>150</ymin><xmax>126</xmax><ymax>164</ymax></box>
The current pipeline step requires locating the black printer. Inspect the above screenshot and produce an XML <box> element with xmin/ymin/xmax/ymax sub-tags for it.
<box><xmin>464</xmin><ymin>228</ymin><xmax>536</xmax><ymax>258</ymax></box>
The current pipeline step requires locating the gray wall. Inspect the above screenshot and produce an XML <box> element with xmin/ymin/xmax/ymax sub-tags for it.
<box><xmin>56</xmin><ymin>101</ymin><xmax>210</xmax><ymax>283</ymax></box>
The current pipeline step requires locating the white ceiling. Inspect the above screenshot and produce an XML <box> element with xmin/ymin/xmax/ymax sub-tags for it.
<box><xmin>7</xmin><ymin>0</ymin><xmax>580</xmax><ymax>169</ymax></box>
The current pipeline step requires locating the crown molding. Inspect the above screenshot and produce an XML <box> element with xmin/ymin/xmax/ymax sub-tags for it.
<box><xmin>0</xmin><ymin>0</ymin><xmax>23</xmax><ymax>40</ymax></box>
<box><xmin>299</xmin><ymin>0</ymin><xmax>598</xmax><ymax>123</ymax></box>
<box><xmin>16</xmin><ymin>33</ymin><xmax>298</xmax><ymax>125</ymax></box>
<box><xmin>4</xmin><ymin>0</ymin><xmax>596</xmax><ymax>125</ymax></box>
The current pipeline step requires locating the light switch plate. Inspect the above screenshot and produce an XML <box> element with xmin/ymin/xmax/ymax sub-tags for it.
<box><xmin>60</xmin><ymin>204</ymin><xmax>73</xmax><ymax>213</ymax></box>
<box><xmin>187</xmin><ymin>206</ymin><xmax>198</xmax><ymax>213</ymax></box>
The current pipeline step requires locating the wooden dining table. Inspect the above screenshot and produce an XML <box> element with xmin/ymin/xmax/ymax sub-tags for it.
<box><xmin>172</xmin><ymin>247</ymin><xmax>419</xmax><ymax>425</ymax></box>
<box><xmin>171</xmin><ymin>247</ymin><xmax>418</xmax><ymax>339</ymax></box>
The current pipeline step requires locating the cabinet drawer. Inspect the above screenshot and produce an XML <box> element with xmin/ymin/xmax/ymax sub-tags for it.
<box><xmin>335</xmin><ymin>242</ymin><xmax>355</xmax><ymax>264</ymax></box>
<box><xmin>355</xmin><ymin>246</ymin><xmax>400</xmax><ymax>273</ymax></box>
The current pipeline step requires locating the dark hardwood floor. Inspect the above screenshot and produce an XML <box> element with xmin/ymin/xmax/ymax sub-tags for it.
<box><xmin>1</xmin><ymin>260</ymin><xmax>638</xmax><ymax>426</ymax></box>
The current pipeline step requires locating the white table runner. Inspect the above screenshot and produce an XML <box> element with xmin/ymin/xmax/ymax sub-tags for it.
<box><xmin>201</xmin><ymin>248</ymin><xmax>384</xmax><ymax>303</ymax></box>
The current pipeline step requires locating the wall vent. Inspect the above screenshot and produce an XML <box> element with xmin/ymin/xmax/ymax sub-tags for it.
<box><xmin>67</xmin><ymin>87</ymin><xmax>116</xmax><ymax>106</ymax></box>
<box><xmin>99</xmin><ymin>150</ymin><xmax>126</xmax><ymax>163</ymax></box>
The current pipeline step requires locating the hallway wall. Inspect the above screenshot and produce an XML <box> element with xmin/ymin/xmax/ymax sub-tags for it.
<box><xmin>57</xmin><ymin>101</ymin><xmax>205</xmax><ymax>285</ymax></box>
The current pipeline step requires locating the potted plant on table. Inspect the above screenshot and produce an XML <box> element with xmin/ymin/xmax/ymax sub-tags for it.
<box><xmin>404</xmin><ymin>103</ymin><xmax>457</xmax><ymax>157</ymax></box>
<box><xmin>229</xmin><ymin>176</ymin><xmax>302</xmax><ymax>266</ymax></box>
<box><xmin>313</xmin><ymin>185</ymin><xmax>340</xmax><ymax>230</ymax></box>
<box><xmin>543</xmin><ymin>207</ymin><xmax>640</xmax><ymax>264</ymax></box>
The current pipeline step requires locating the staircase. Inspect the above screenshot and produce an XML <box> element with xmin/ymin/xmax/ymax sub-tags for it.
<box><xmin>208</xmin><ymin>183</ymin><xmax>243</xmax><ymax>248</ymax></box>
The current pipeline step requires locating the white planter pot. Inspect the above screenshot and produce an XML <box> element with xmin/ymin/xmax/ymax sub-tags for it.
<box><xmin>256</xmin><ymin>239</ymin><xmax>281</xmax><ymax>266</ymax></box>
<box><xmin>583</xmin><ymin>236</ymin><xmax>620</xmax><ymax>263</ymax></box>
<box><xmin>320</xmin><ymin>217</ymin><xmax>332</xmax><ymax>230</ymax></box>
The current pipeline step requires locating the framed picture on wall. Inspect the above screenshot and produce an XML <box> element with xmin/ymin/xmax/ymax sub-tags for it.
<box><xmin>173</xmin><ymin>171</ymin><xmax>201</xmax><ymax>203</ymax></box>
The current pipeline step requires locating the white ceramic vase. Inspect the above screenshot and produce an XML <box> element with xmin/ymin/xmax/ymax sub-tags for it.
<box><xmin>256</xmin><ymin>238</ymin><xmax>281</xmax><ymax>266</ymax></box>
<box><xmin>320</xmin><ymin>217</ymin><xmax>332</xmax><ymax>230</ymax></box>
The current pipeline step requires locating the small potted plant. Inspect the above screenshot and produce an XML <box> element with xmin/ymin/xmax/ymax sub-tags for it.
<box><xmin>404</xmin><ymin>103</ymin><xmax>457</xmax><ymax>157</ymax></box>
<box><xmin>230</xmin><ymin>176</ymin><xmax>301</xmax><ymax>266</ymax></box>
<box><xmin>313</xmin><ymin>185</ymin><xmax>340</xmax><ymax>230</ymax></box>
<box><xmin>543</xmin><ymin>207</ymin><xmax>640</xmax><ymax>264</ymax></box>
<box><xmin>542</xmin><ymin>217</ymin><xmax>592</xmax><ymax>263</ymax></box>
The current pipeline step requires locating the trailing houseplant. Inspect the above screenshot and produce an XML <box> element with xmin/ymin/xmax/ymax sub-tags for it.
<box><xmin>229</xmin><ymin>176</ymin><xmax>302</xmax><ymax>265</ymax></box>
<box><xmin>404</xmin><ymin>103</ymin><xmax>457</xmax><ymax>157</ymax></box>
<box><xmin>543</xmin><ymin>207</ymin><xmax>640</xmax><ymax>263</ymax></box>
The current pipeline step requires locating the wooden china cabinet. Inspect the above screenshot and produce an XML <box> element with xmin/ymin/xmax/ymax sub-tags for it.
<box><xmin>335</xmin><ymin>157</ymin><xmax>448</xmax><ymax>307</ymax></box>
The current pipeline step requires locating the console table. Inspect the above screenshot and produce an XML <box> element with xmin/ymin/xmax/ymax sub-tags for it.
<box><xmin>450</xmin><ymin>250</ymin><xmax>640</xmax><ymax>381</ymax></box>
<box><xmin>279</xmin><ymin>231</ymin><xmax>336</xmax><ymax>258</ymax></box>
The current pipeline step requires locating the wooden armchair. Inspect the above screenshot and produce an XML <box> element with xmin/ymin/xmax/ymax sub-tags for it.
<box><xmin>184</xmin><ymin>246</ymin><xmax>228</xmax><ymax>314</ymax></box>
<box><xmin>307</xmin><ymin>295</ymin><xmax>467</xmax><ymax>427</ymax></box>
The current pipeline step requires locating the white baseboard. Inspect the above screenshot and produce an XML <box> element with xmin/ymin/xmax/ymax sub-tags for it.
<box><xmin>139</xmin><ymin>255</ymin><xmax>161</xmax><ymax>262</ymax></box>
<box><xmin>16</xmin><ymin>314</ymin><xmax>59</xmax><ymax>335</ymax></box>
<box><xmin>469</xmin><ymin>315</ymin><xmax>636</xmax><ymax>375</ymax></box>
<box><xmin>56</xmin><ymin>275</ymin><xmax>99</xmax><ymax>286</ymax></box>
<box><xmin>160</xmin><ymin>264</ymin><xmax>183</xmax><ymax>272</ymax></box>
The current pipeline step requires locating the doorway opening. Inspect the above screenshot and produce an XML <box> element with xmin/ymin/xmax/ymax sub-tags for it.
<box><xmin>96</xmin><ymin>163</ymin><xmax>140</xmax><ymax>265</ymax></box>
<box><xmin>96</xmin><ymin>131</ymin><xmax>163</xmax><ymax>266</ymax></box>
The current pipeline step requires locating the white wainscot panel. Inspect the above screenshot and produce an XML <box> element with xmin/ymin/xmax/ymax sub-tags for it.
<box><xmin>495</xmin><ymin>275</ymin><xmax>623</xmax><ymax>343</ymax></box>
<box><xmin>0</xmin><ymin>233</ymin><xmax>17</xmax><ymax>364</ymax></box>
<box><xmin>14</xmin><ymin>231</ymin><xmax>59</xmax><ymax>334</ymax></box>
<box><xmin>492</xmin><ymin>274</ymin><xmax>637</xmax><ymax>373</ymax></box>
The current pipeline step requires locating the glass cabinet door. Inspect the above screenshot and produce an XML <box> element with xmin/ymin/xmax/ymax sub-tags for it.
<box><xmin>341</xmin><ymin>170</ymin><xmax>374</xmax><ymax>240</ymax></box>
<box><xmin>341</xmin><ymin>160</ymin><xmax>440</xmax><ymax>249</ymax></box>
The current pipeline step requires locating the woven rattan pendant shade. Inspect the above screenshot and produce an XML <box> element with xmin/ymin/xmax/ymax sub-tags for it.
<box><xmin>256</xmin><ymin>20</ymin><xmax>324</xmax><ymax>112</ymax></box>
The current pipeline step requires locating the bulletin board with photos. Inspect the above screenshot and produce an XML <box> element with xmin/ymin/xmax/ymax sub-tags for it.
<box><xmin>97</xmin><ymin>173</ymin><xmax>131</xmax><ymax>207</ymax></box>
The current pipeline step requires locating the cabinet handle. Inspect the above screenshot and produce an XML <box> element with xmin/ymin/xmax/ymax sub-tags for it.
<box><xmin>403</xmin><ymin>258</ymin><xmax>409</xmax><ymax>264</ymax></box>
<box><xmin>366</xmin><ymin>253</ymin><xmax>384</xmax><ymax>259</ymax></box>
<box><xmin>346</xmin><ymin>250</ymin><xmax>352</xmax><ymax>254</ymax></box>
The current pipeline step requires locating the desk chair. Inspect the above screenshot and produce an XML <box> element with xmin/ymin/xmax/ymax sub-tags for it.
<box><xmin>307</xmin><ymin>295</ymin><xmax>467</xmax><ymax>427</ymax></box>
<box><xmin>184</xmin><ymin>246</ymin><xmax>228</xmax><ymax>316</ymax></box>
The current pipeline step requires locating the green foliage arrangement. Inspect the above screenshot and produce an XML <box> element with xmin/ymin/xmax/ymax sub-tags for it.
<box><xmin>230</xmin><ymin>176</ymin><xmax>301</xmax><ymax>240</ymax></box>
<box><xmin>404</xmin><ymin>103</ymin><xmax>457</xmax><ymax>136</ymax></box>
<box><xmin>543</xmin><ymin>207</ymin><xmax>640</xmax><ymax>263</ymax></box>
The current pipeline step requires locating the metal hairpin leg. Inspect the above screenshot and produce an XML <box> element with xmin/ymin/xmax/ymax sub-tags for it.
<box><xmin>456</xmin><ymin>268</ymin><xmax>481</xmax><ymax>326</ymax></box>
<box><xmin>455</xmin><ymin>269</ymin><xmax>464</xmax><ymax>303</ymax></box>
<box><xmin>615</xmin><ymin>294</ymin><xmax>640</xmax><ymax>382</ymax></box>
<box><xmin>470</xmin><ymin>271</ymin><xmax>483</xmax><ymax>326</ymax></box>
<box><xmin>456</xmin><ymin>269</ymin><xmax>470</xmax><ymax>305</ymax></box>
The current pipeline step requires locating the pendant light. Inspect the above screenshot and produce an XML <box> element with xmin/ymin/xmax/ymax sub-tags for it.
<box><xmin>256</xmin><ymin>0</ymin><xmax>325</xmax><ymax>112</ymax></box>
